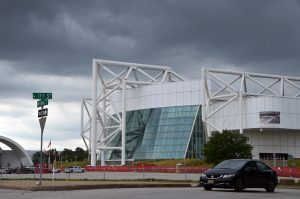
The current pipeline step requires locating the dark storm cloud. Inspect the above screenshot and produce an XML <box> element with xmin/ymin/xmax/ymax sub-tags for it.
<box><xmin>0</xmin><ymin>64</ymin><xmax>90</xmax><ymax>103</ymax></box>
<box><xmin>0</xmin><ymin>0</ymin><xmax>300</xmax><ymax>77</ymax></box>
<box><xmin>1</xmin><ymin>0</ymin><xmax>300</xmax><ymax>150</ymax></box>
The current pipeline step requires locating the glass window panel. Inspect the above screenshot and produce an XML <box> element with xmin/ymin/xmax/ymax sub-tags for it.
<box><xmin>107</xmin><ymin>105</ymin><xmax>201</xmax><ymax>160</ymax></box>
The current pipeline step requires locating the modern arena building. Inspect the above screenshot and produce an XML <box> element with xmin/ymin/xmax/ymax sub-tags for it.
<box><xmin>81</xmin><ymin>59</ymin><xmax>300</xmax><ymax>166</ymax></box>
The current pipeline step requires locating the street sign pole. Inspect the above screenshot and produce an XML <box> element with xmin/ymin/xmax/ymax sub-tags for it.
<box><xmin>39</xmin><ymin>123</ymin><xmax>43</xmax><ymax>185</ymax></box>
<box><xmin>39</xmin><ymin>106</ymin><xmax>44</xmax><ymax>186</ymax></box>
<box><xmin>33</xmin><ymin>92</ymin><xmax>51</xmax><ymax>186</ymax></box>
<box><xmin>38</xmin><ymin>106</ymin><xmax>47</xmax><ymax>186</ymax></box>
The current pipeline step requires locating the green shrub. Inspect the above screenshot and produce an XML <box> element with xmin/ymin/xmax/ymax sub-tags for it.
<box><xmin>135</xmin><ymin>159</ymin><xmax>211</xmax><ymax>167</ymax></box>
<box><xmin>288</xmin><ymin>159</ymin><xmax>300</xmax><ymax>168</ymax></box>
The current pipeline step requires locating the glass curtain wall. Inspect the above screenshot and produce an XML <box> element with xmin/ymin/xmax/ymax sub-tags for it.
<box><xmin>108</xmin><ymin>105</ymin><xmax>205</xmax><ymax>160</ymax></box>
<box><xmin>186</xmin><ymin>106</ymin><xmax>206</xmax><ymax>159</ymax></box>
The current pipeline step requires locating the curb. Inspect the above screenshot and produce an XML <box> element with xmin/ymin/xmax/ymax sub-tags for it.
<box><xmin>0</xmin><ymin>183</ymin><xmax>192</xmax><ymax>191</ymax></box>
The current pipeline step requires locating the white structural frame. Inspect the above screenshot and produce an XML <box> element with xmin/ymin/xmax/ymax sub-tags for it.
<box><xmin>81</xmin><ymin>59</ymin><xmax>184</xmax><ymax>166</ymax></box>
<box><xmin>81</xmin><ymin>97</ymin><xmax>92</xmax><ymax>155</ymax></box>
<box><xmin>202</xmin><ymin>68</ymin><xmax>300</xmax><ymax>137</ymax></box>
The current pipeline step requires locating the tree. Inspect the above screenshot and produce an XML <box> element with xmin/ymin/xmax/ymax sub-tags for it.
<box><xmin>59</xmin><ymin>148</ymin><xmax>88</xmax><ymax>162</ymax></box>
<box><xmin>203</xmin><ymin>130</ymin><xmax>253</xmax><ymax>165</ymax></box>
<box><xmin>32</xmin><ymin>149</ymin><xmax>58</xmax><ymax>165</ymax></box>
<box><xmin>32</xmin><ymin>147</ymin><xmax>89</xmax><ymax>164</ymax></box>
<box><xmin>75</xmin><ymin>147</ymin><xmax>88</xmax><ymax>161</ymax></box>
<box><xmin>32</xmin><ymin>151</ymin><xmax>40</xmax><ymax>165</ymax></box>
<box><xmin>62</xmin><ymin>148</ymin><xmax>74</xmax><ymax>162</ymax></box>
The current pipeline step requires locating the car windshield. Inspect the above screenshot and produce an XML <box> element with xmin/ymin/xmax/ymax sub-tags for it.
<box><xmin>213</xmin><ymin>159</ymin><xmax>247</xmax><ymax>170</ymax></box>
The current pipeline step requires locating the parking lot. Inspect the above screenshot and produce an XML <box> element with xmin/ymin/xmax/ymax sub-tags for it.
<box><xmin>1</xmin><ymin>188</ymin><xmax>300</xmax><ymax>199</ymax></box>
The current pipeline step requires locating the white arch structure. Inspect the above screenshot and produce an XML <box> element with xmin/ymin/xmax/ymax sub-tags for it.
<box><xmin>81</xmin><ymin>59</ymin><xmax>184</xmax><ymax>166</ymax></box>
<box><xmin>0</xmin><ymin>135</ymin><xmax>33</xmax><ymax>166</ymax></box>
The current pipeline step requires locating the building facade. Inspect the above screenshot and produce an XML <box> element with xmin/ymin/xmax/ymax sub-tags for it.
<box><xmin>81</xmin><ymin>60</ymin><xmax>300</xmax><ymax>166</ymax></box>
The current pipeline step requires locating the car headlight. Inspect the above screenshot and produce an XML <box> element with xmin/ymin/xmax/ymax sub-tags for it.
<box><xmin>200</xmin><ymin>173</ymin><xmax>207</xmax><ymax>178</ymax></box>
<box><xmin>222</xmin><ymin>174</ymin><xmax>235</xmax><ymax>178</ymax></box>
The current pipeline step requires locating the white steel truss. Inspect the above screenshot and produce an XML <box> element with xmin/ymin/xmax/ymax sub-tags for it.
<box><xmin>80</xmin><ymin>97</ymin><xmax>92</xmax><ymax>155</ymax></box>
<box><xmin>81</xmin><ymin>59</ymin><xmax>184</xmax><ymax>166</ymax></box>
<box><xmin>202</xmin><ymin>68</ymin><xmax>300</xmax><ymax>137</ymax></box>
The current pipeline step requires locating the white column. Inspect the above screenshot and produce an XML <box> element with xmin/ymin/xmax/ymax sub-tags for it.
<box><xmin>91</xmin><ymin>60</ymin><xmax>98</xmax><ymax>166</ymax></box>
<box><xmin>80</xmin><ymin>98</ymin><xmax>84</xmax><ymax>143</ymax></box>
<box><xmin>101</xmin><ymin>88</ymin><xmax>106</xmax><ymax>166</ymax></box>
<box><xmin>201</xmin><ymin>69</ymin><xmax>211</xmax><ymax>137</ymax></box>
<box><xmin>280</xmin><ymin>78</ymin><xmax>284</xmax><ymax>96</ymax></box>
<box><xmin>121</xmin><ymin>80</ymin><xmax>126</xmax><ymax>165</ymax></box>
<box><xmin>239</xmin><ymin>91</ymin><xmax>243</xmax><ymax>134</ymax></box>
<box><xmin>239</xmin><ymin>74</ymin><xmax>245</xmax><ymax>134</ymax></box>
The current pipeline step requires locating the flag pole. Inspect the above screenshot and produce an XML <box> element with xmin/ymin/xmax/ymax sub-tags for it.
<box><xmin>48</xmin><ymin>140</ymin><xmax>51</xmax><ymax>170</ymax></box>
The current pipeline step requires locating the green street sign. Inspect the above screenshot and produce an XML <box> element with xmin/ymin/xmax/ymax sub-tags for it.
<box><xmin>37</xmin><ymin>99</ymin><xmax>48</xmax><ymax>108</ymax></box>
<box><xmin>33</xmin><ymin>93</ymin><xmax>52</xmax><ymax>99</ymax></box>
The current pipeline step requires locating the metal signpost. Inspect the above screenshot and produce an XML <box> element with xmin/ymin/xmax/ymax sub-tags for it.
<box><xmin>33</xmin><ymin>92</ymin><xmax>52</xmax><ymax>185</ymax></box>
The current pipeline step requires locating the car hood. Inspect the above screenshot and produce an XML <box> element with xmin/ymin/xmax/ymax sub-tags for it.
<box><xmin>204</xmin><ymin>169</ymin><xmax>238</xmax><ymax>175</ymax></box>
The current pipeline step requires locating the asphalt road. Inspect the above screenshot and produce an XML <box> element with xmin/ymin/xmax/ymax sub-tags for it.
<box><xmin>0</xmin><ymin>188</ymin><xmax>300</xmax><ymax>199</ymax></box>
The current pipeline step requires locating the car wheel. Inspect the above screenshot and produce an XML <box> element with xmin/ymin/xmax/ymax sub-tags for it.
<box><xmin>233</xmin><ymin>178</ymin><xmax>244</xmax><ymax>192</ymax></box>
<box><xmin>203</xmin><ymin>185</ymin><xmax>213</xmax><ymax>191</ymax></box>
<box><xmin>265</xmin><ymin>180</ymin><xmax>275</xmax><ymax>193</ymax></box>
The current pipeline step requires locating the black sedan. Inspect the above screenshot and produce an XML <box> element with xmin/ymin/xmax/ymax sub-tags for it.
<box><xmin>199</xmin><ymin>159</ymin><xmax>278</xmax><ymax>192</ymax></box>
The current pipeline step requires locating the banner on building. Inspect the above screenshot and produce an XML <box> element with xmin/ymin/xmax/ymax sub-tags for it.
<box><xmin>259</xmin><ymin>111</ymin><xmax>280</xmax><ymax>126</ymax></box>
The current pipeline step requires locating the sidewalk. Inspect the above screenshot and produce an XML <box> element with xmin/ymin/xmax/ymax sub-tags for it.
<box><xmin>0</xmin><ymin>180</ymin><xmax>193</xmax><ymax>191</ymax></box>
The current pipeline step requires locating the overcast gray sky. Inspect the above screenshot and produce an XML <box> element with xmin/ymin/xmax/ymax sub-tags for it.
<box><xmin>0</xmin><ymin>0</ymin><xmax>300</xmax><ymax>150</ymax></box>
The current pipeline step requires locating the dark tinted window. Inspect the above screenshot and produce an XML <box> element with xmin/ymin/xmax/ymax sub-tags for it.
<box><xmin>244</xmin><ymin>161</ymin><xmax>257</xmax><ymax>169</ymax></box>
<box><xmin>256</xmin><ymin>161</ymin><xmax>270</xmax><ymax>171</ymax></box>
<box><xmin>214</xmin><ymin>159</ymin><xmax>247</xmax><ymax>169</ymax></box>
